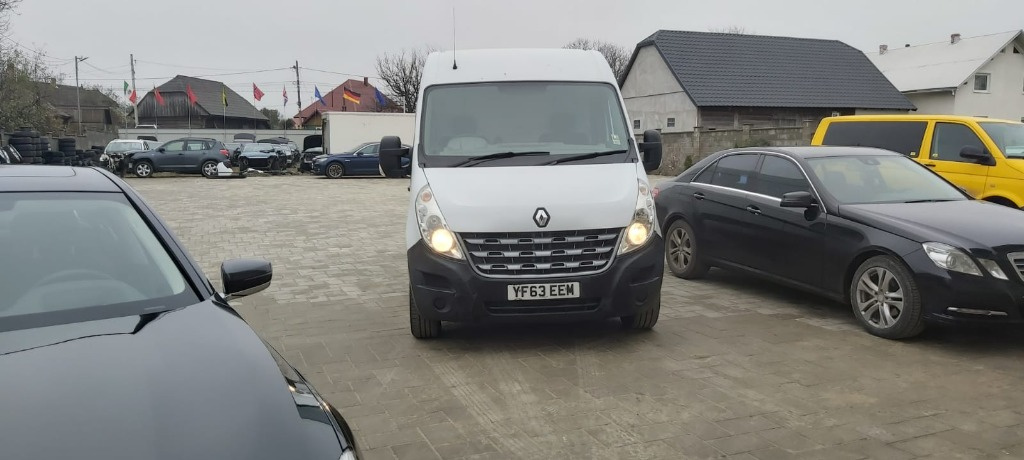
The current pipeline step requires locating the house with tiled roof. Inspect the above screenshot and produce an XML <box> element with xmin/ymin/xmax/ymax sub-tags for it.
<box><xmin>867</xmin><ymin>30</ymin><xmax>1024</xmax><ymax>121</ymax></box>
<box><xmin>293</xmin><ymin>78</ymin><xmax>395</xmax><ymax>129</ymax></box>
<box><xmin>134</xmin><ymin>75</ymin><xmax>269</xmax><ymax>129</ymax></box>
<box><xmin>620</xmin><ymin>30</ymin><xmax>915</xmax><ymax>133</ymax></box>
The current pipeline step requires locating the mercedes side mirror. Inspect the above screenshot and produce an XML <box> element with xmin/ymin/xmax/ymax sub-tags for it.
<box><xmin>221</xmin><ymin>258</ymin><xmax>272</xmax><ymax>301</ymax></box>
<box><xmin>959</xmin><ymin>146</ymin><xmax>995</xmax><ymax>166</ymax></box>
<box><xmin>157</xmin><ymin>147</ymin><xmax>165</xmax><ymax>153</ymax></box>
<box><xmin>638</xmin><ymin>129</ymin><xmax>662</xmax><ymax>173</ymax></box>
<box><xmin>780</xmin><ymin>191</ymin><xmax>817</xmax><ymax>208</ymax></box>
<box><xmin>379</xmin><ymin>136</ymin><xmax>410</xmax><ymax>178</ymax></box>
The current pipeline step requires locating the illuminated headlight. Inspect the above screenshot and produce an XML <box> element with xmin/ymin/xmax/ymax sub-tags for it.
<box><xmin>618</xmin><ymin>180</ymin><xmax>656</xmax><ymax>254</ymax></box>
<box><xmin>416</xmin><ymin>185</ymin><xmax>463</xmax><ymax>259</ymax></box>
<box><xmin>922</xmin><ymin>242</ymin><xmax>982</xmax><ymax>276</ymax></box>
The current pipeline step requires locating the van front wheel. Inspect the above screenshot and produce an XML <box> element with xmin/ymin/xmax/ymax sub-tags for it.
<box><xmin>621</xmin><ymin>301</ymin><xmax>660</xmax><ymax>330</ymax></box>
<box><xmin>409</xmin><ymin>287</ymin><xmax>442</xmax><ymax>339</ymax></box>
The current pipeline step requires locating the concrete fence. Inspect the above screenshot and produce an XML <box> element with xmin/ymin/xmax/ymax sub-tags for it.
<box><xmin>647</xmin><ymin>122</ymin><xmax>817</xmax><ymax>176</ymax></box>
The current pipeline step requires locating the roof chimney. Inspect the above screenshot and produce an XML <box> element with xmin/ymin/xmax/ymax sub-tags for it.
<box><xmin>363</xmin><ymin>77</ymin><xmax>369</xmax><ymax>86</ymax></box>
<box><xmin>879</xmin><ymin>44</ymin><xmax>888</xmax><ymax>54</ymax></box>
<box><xmin>951</xmin><ymin>33</ymin><xmax>961</xmax><ymax>44</ymax></box>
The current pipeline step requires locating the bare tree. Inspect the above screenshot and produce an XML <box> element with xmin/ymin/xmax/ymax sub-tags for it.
<box><xmin>375</xmin><ymin>48</ymin><xmax>432</xmax><ymax>113</ymax></box>
<box><xmin>563</xmin><ymin>38</ymin><xmax>630</xmax><ymax>81</ymax></box>
<box><xmin>708</xmin><ymin>26</ymin><xmax>751</xmax><ymax>34</ymax></box>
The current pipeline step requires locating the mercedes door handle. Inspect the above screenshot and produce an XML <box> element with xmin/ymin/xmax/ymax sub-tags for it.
<box><xmin>693</xmin><ymin>192</ymin><xmax>705</xmax><ymax>200</ymax></box>
<box><xmin>746</xmin><ymin>205</ymin><xmax>762</xmax><ymax>216</ymax></box>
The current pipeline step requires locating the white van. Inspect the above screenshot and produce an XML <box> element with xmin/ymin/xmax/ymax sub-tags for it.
<box><xmin>379</xmin><ymin>49</ymin><xmax>665</xmax><ymax>338</ymax></box>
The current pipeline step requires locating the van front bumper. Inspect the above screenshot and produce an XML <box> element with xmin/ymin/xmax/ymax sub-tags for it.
<box><xmin>408</xmin><ymin>236</ymin><xmax>664</xmax><ymax>323</ymax></box>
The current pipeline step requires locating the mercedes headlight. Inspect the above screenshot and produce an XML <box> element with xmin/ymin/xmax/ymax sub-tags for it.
<box><xmin>416</xmin><ymin>185</ymin><xmax>463</xmax><ymax>259</ymax></box>
<box><xmin>619</xmin><ymin>179</ymin><xmax>656</xmax><ymax>254</ymax></box>
<box><xmin>922</xmin><ymin>242</ymin><xmax>982</xmax><ymax>276</ymax></box>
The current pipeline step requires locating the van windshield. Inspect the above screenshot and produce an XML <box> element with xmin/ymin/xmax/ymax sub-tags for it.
<box><xmin>980</xmin><ymin>122</ymin><xmax>1024</xmax><ymax>159</ymax></box>
<box><xmin>419</xmin><ymin>82</ymin><xmax>632</xmax><ymax>167</ymax></box>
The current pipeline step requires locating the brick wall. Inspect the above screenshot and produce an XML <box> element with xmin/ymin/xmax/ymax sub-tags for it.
<box><xmin>648</xmin><ymin>122</ymin><xmax>817</xmax><ymax>176</ymax></box>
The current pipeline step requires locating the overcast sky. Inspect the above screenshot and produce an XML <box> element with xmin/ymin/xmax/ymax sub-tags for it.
<box><xmin>7</xmin><ymin>0</ymin><xmax>1021</xmax><ymax>115</ymax></box>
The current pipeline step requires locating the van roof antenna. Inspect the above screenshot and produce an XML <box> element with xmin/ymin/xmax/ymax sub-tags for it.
<box><xmin>451</xmin><ymin>7</ymin><xmax>458</xmax><ymax>70</ymax></box>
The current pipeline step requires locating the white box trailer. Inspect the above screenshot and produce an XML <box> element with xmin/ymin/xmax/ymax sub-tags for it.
<box><xmin>322</xmin><ymin>112</ymin><xmax>415</xmax><ymax>154</ymax></box>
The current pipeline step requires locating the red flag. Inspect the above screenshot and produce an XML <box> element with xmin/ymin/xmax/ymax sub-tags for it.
<box><xmin>153</xmin><ymin>86</ymin><xmax>165</xmax><ymax>106</ymax></box>
<box><xmin>186</xmin><ymin>84</ymin><xmax>197</xmax><ymax>105</ymax></box>
<box><xmin>128</xmin><ymin>89</ymin><xmax>138</xmax><ymax>104</ymax></box>
<box><xmin>253</xmin><ymin>83</ymin><xmax>265</xmax><ymax>101</ymax></box>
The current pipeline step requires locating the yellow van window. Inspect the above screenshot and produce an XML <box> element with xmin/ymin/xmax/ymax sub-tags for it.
<box><xmin>931</xmin><ymin>123</ymin><xmax>985</xmax><ymax>162</ymax></box>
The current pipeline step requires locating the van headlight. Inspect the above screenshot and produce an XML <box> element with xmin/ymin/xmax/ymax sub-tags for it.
<box><xmin>619</xmin><ymin>180</ymin><xmax>656</xmax><ymax>254</ymax></box>
<box><xmin>415</xmin><ymin>185</ymin><xmax>463</xmax><ymax>259</ymax></box>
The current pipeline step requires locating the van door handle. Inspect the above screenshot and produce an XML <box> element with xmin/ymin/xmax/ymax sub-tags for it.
<box><xmin>923</xmin><ymin>163</ymin><xmax>937</xmax><ymax>168</ymax></box>
<box><xmin>693</xmin><ymin>192</ymin><xmax>705</xmax><ymax>200</ymax></box>
<box><xmin>746</xmin><ymin>205</ymin><xmax>762</xmax><ymax>216</ymax></box>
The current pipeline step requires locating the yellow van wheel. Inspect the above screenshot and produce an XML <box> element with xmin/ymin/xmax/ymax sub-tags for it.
<box><xmin>983</xmin><ymin>196</ymin><xmax>1020</xmax><ymax>209</ymax></box>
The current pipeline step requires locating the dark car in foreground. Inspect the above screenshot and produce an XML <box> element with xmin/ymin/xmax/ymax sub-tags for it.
<box><xmin>312</xmin><ymin>142</ymin><xmax>410</xmax><ymax>178</ymax></box>
<box><xmin>654</xmin><ymin>146</ymin><xmax>1024</xmax><ymax>339</ymax></box>
<box><xmin>130</xmin><ymin>137</ymin><xmax>231</xmax><ymax>178</ymax></box>
<box><xmin>0</xmin><ymin>165</ymin><xmax>359</xmax><ymax>459</ymax></box>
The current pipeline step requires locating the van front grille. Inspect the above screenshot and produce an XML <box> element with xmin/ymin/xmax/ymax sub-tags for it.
<box><xmin>460</xmin><ymin>228</ymin><xmax>622</xmax><ymax>278</ymax></box>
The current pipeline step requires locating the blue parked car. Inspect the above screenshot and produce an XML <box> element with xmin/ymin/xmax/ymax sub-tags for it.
<box><xmin>312</xmin><ymin>142</ymin><xmax>410</xmax><ymax>179</ymax></box>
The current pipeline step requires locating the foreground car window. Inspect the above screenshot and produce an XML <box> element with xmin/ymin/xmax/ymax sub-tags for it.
<box><xmin>807</xmin><ymin>155</ymin><xmax>967</xmax><ymax>204</ymax></box>
<box><xmin>0</xmin><ymin>193</ymin><xmax>197</xmax><ymax>331</ymax></box>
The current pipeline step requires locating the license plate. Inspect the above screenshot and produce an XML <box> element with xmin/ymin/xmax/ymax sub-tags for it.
<box><xmin>507</xmin><ymin>282</ymin><xmax>580</xmax><ymax>301</ymax></box>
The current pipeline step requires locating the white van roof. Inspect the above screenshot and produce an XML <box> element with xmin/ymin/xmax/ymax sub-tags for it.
<box><xmin>421</xmin><ymin>49</ymin><xmax>617</xmax><ymax>88</ymax></box>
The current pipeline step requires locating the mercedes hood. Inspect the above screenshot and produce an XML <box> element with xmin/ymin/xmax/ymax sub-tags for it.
<box><xmin>423</xmin><ymin>163</ymin><xmax>641</xmax><ymax>232</ymax></box>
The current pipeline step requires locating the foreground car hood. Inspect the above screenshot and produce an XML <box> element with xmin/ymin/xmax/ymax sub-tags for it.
<box><xmin>0</xmin><ymin>301</ymin><xmax>344</xmax><ymax>460</ymax></box>
<box><xmin>424</xmin><ymin>163</ymin><xmax>640</xmax><ymax>232</ymax></box>
<box><xmin>842</xmin><ymin>200</ymin><xmax>1024</xmax><ymax>252</ymax></box>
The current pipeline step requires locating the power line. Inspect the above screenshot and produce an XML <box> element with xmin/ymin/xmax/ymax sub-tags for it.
<box><xmin>75</xmin><ymin>66</ymin><xmax>294</xmax><ymax>82</ymax></box>
<box><xmin>300</xmin><ymin>66</ymin><xmax>374</xmax><ymax>79</ymax></box>
<box><xmin>81</xmin><ymin>61</ymin><xmax>130</xmax><ymax>75</ymax></box>
<box><xmin>0</xmin><ymin>35</ymin><xmax>74</xmax><ymax>64</ymax></box>
<box><xmin>135</xmin><ymin>59</ymin><xmax>261</xmax><ymax>72</ymax></box>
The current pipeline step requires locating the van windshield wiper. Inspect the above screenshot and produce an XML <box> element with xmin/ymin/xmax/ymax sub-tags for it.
<box><xmin>452</xmin><ymin>151</ymin><xmax>550</xmax><ymax>167</ymax></box>
<box><xmin>543</xmin><ymin>149</ymin><xmax>629</xmax><ymax>165</ymax></box>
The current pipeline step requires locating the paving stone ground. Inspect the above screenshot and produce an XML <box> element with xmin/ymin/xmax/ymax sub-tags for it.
<box><xmin>129</xmin><ymin>175</ymin><xmax>1024</xmax><ymax>460</ymax></box>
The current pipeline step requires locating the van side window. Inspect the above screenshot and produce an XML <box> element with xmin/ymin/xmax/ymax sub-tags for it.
<box><xmin>710</xmin><ymin>154</ymin><xmax>759</xmax><ymax>191</ymax></box>
<box><xmin>821</xmin><ymin>121</ymin><xmax>927</xmax><ymax>157</ymax></box>
<box><xmin>931</xmin><ymin>123</ymin><xmax>985</xmax><ymax>162</ymax></box>
<box><xmin>755</xmin><ymin>156</ymin><xmax>809</xmax><ymax>198</ymax></box>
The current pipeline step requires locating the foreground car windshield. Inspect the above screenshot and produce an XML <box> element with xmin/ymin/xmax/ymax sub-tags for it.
<box><xmin>980</xmin><ymin>122</ymin><xmax>1024</xmax><ymax>158</ymax></box>
<box><xmin>420</xmin><ymin>82</ymin><xmax>630</xmax><ymax>166</ymax></box>
<box><xmin>0</xmin><ymin>193</ymin><xmax>196</xmax><ymax>331</ymax></box>
<box><xmin>807</xmin><ymin>155</ymin><xmax>968</xmax><ymax>204</ymax></box>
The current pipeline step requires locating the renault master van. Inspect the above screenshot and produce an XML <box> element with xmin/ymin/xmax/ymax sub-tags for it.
<box><xmin>379</xmin><ymin>49</ymin><xmax>665</xmax><ymax>338</ymax></box>
<box><xmin>812</xmin><ymin>115</ymin><xmax>1024</xmax><ymax>208</ymax></box>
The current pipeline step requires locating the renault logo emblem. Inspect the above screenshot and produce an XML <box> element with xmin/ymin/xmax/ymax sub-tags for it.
<box><xmin>533</xmin><ymin>208</ymin><xmax>550</xmax><ymax>228</ymax></box>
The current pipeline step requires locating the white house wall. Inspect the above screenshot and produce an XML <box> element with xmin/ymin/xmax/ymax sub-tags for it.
<box><xmin>905</xmin><ymin>92</ymin><xmax>956</xmax><ymax>114</ymax></box>
<box><xmin>621</xmin><ymin>46</ymin><xmax>698</xmax><ymax>133</ymax></box>
<box><xmin>953</xmin><ymin>43</ymin><xmax>1024</xmax><ymax>121</ymax></box>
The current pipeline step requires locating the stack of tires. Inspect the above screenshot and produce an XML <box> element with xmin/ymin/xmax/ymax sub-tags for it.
<box><xmin>58</xmin><ymin>137</ymin><xmax>77</xmax><ymax>166</ymax></box>
<box><xmin>8</xmin><ymin>128</ymin><xmax>41</xmax><ymax>164</ymax></box>
<box><xmin>39</xmin><ymin>136</ymin><xmax>62</xmax><ymax>165</ymax></box>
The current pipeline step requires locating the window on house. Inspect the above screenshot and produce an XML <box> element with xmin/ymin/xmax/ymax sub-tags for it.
<box><xmin>633</xmin><ymin>119</ymin><xmax>640</xmax><ymax>129</ymax></box>
<box><xmin>667</xmin><ymin>118</ymin><xmax>676</xmax><ymax>128</ymax></box>
<box><xmin>974</xmin><ymin>73</ymin><xmax>991</xmax><ymax>92</ymax></box>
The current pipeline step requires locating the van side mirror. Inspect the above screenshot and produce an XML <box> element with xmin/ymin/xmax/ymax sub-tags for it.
<box><xmin>221</xmin><ymin>258</ymin><xmax>272</xmax><ymax>300</ymax></box>
<box><xmin>638</xmin><ymin>130</ymin><xmax>662</xmax><ymax>173</ymax></box>
<box><xmin>959</xmin><ymin>146</ymin><xmax>995</xmax><ymax>165</ymax></box>
<box><xmin>380</xmin><ymin>136</ymin><xmax>410</xmax><ymax>178</ymax></box>
<box><xmin>780</xmin><ymin>191</ymin><xmax>816</xmax><ymax>208</ymax></box>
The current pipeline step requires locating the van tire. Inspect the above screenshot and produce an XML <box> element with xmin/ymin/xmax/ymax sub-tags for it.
<box><xmin>409</xmin><ymin>287</ymin><xmax>441</xmax><ymax>339</ymax></box>
<box><xmin>621</xmin><ymin>300</ymin><xmax>660</xmax><ymax>330</ymax></box>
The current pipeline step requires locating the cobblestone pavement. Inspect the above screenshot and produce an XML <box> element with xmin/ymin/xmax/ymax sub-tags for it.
<box><xmin>129</xmin><ymin>175</ymin><xmax>1024</xmax><ymax>460</ymax></box>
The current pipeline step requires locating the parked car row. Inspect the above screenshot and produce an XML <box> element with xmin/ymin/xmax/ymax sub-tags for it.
<box><xmin>311</xmin><ymin>141</ymin><xmax>411</xmax><ymax>178</ymax></box>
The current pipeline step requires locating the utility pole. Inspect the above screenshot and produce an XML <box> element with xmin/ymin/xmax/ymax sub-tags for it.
<box><xmin>130</xmin><ymin>54</ymin><xmax>139</xmax><ymax>128</ymax></box>
<box><xmin>74</xmin><ymin>56</ymin><xmax>88</xmax><ymax>136</ymax></box>
<box><xmin>293</xmin><ymin>60</ymin><xmax>303</xmax><ymax>124</ymax></box>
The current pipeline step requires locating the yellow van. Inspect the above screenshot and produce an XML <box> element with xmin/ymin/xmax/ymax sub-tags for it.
<box><xmin>811</xmin><ymin>115</ymin><xmax>1024</xmax><ymax>208</ymax></box>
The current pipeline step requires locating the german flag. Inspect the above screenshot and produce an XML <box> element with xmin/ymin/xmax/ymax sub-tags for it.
<box><xmin>342</xmin><ymin>88</ymin><xmax>361</xmax><ymax>105</ymax></box>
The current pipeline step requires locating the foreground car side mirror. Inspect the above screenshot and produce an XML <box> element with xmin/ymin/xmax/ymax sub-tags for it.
<box><xmin>780</xmin><ymin>191</ymin><xmax>817</xmax><ymax>208</ymax></box>
<box><xmin>157</xmin><ymin>147</ymin><xmax>166</xmax><ymax>153</ymax></box>
<box><xmin>959</xmin><ymin>146</ymin><xmax>996</xmax><ymax>166</ymax></box>
<box><xmin>221</xmin><ymin>258</ymin><xmax>272</xmax><ymax>300</ymax></box>
<box><xmin>380</xmin><ymin>136</ymin><xmax>411</xmax><ymax>178</ymax></box>
<box><xmin>639</xmin><ymin>129</ymin><xmax>663</xmax><ymax>173</ymax></box>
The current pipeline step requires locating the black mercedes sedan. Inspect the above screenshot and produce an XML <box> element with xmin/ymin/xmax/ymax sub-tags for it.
<box><xmin>654</xmin><ymin>146</ymin><xmax>1024</xmax><ymax>339</ymax></box>
<box><xmin>0</xmin><ymin>165</ymin><xmax>359</xmax><ymax>459</ymax></box>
